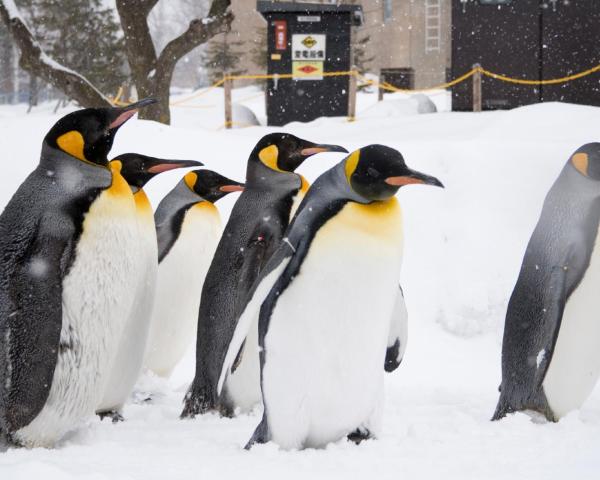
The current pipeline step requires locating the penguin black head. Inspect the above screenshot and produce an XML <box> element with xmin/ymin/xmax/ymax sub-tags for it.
<box><xmin>251</xmin><ymin>133</ymin><xmax>348</xmax><ymax>173</ymax></box>
<box><xmin>43</xmin><ymin>98</ymin><xmax>157</xmax><ymax>167</ymax></box>
<box><xmin>569</xmin><ymin>143</ymin><xmax>600</xmax><ymax>181</ymax></box>
<box><xmin>183</xmin><ymin>169</ymin><xmax>245</xmax><ymax>203</ymax></box>
<box><xmin>344</xmin><ymin>145</ymin><xmax>444</xmax><ymax>202</ymax></box>
<box><xmin>112</xmin><ymin>153</ymin><xmax>203</xmax><ymax>191</ymax></box>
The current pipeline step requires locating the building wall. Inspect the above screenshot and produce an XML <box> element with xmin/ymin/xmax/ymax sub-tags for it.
<box><xmin>219</xmin><ymin>0</ymin><xmax>452</xmax><ymax>89</ymax></box>
<box><xmin>357</xmin><ymin>0</ymin><xmax>451</xmax><ymax>88</ymax></box>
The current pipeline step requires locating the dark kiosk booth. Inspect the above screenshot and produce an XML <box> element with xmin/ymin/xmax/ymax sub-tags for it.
<box><xmin>257</xmin><ymin>1</ymin><xmax>363</xmax><ymax>126</ymax></box>
<box><xmin>451</xmin><ymin>0</ymin><xmax>600</xmax><ymax>111</ymax></box>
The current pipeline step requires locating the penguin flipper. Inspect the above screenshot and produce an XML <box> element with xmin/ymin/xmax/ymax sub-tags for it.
<box><xmin>385</xmin><ymin>284</ymin><xmax>408</xmax><ymax>373</ymax></box>
<box><xmin>0</xmin><ymin>212</ymin><xmax>74</xmax><ymax>433</ymax></box>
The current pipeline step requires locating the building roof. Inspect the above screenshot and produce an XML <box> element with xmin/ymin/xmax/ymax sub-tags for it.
<box><xmin>256</xmin><ymin>1</ymin><xmax>363</xmax><ymax>25</ymax></box>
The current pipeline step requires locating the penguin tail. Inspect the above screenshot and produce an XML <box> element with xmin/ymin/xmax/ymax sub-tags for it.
<box><xmin>245</xmin><ymin>414</ymin><xmax>270</xmax><ymax>450</ymax></box>
<box><xmin>492</xmin><ymin>388</ymin><xmax>556</xmax><ymax>422</ymax></box>
<box><xmin>491</xmin><ymin>399</ymin><xmax>512</xmax><ymax>421</ymax></box>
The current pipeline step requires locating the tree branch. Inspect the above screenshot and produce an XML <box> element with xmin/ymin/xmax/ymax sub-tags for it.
<box><xmin>0</xmin><ymin>0</ymin><xmax>111</xmax><ymax>107</ymax></box>
<box><xmin>154</xmin><ymin>0</ymin><xmax>233</xmax><ymax>89</ymax></box>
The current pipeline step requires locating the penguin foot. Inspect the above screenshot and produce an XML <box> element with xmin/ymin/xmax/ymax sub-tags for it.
<box><xmin>181</xmin><ymin>386</ymin><xmax>218</xmax><ymax>419</ymax></box>
<box><xmin>347</xmin><ymin>428</ymin><xmax>372</xmax><ymax>445</ymax></box>
<box><xmin>181</xmin><ymin>395</ymin><xmax>211</xmax><ymax>419</ymax></box>
<box><xmin>98</xmin><ymin>411</ymin><xmax>125</xmax><ymax>423</ymax></box>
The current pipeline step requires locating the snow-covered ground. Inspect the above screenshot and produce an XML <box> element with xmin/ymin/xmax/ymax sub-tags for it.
<box><xmin>1</xmin><ymin>87</ymin><xmax>599</xmax><ymax>479</ymax></box>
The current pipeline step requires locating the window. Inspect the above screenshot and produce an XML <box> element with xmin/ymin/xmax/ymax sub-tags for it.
<box><xmin>425</xmin><ymin>0</ymin><xmax>441</xmax><ymax>53</ymax></box>
<box><xmin>383</xmin><ymin>0</ymin><xmax>393</xmax><ymax>23</ymax></box>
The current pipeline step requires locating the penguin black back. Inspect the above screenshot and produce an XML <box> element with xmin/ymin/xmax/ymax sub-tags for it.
<box><xmin>181</xmin><ymin>133</ymin><xmax>347</xmax><ymax>418</ymax></box>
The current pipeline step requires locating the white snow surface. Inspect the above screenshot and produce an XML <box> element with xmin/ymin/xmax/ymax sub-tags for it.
<box><xmin>1</xmin><ymin>88</ymin><xmax>600</xmax><ymax>478</ymax></box>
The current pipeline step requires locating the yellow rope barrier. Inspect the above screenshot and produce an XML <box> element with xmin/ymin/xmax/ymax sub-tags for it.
<box><xmin>480</xmin><ymin>64</ymin><xmax>600</xmax><ymax>85</ymax></box>
<box><xmin>169</xmin><ymin>78</ymin><xmax>226</xmax><ymax>106</ymax></box>
<box><xmin>106</xmin><ymin>61</ymin><xmax>600</xmax><ymax>128</ymax></box>
<box><xmin>110</xmin><ymin>86</ymin><xmax>124</xmax><ymax>106</ymax></box>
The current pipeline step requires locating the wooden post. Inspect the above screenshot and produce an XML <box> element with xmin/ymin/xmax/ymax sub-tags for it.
<box><xmin>378</xmin><ymin>72</ymin><xmax>384</xmax><ymax>102</ymax></box>
<box><xmin>472</xmin><ymin>63</ymin><xmax>482</xmax><ymax>112</ymax></box>
<box><xmin>348</xmin><ymin>67</ymin><xmax>357</xmax><ymax>122</ymax></box>
<box><xmin>224</xmin><ymin>73</ymin><xmax>233</xmax><ymax>129</ymax></box>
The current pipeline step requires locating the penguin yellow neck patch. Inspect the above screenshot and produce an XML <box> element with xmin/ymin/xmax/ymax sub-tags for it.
<box><xmin>57</xmin><ymin>130</ymin><xmax>86</xmax><ymax>162</ymax></box>
<box><xmin>108</xmin><ymin>160</ymin><xmax>132</xmax><ymax>198</ymax></box>
<box><xmin>134</xmin><ymin>189</ymin><xmax>153</xmax><ymax>217</ymax></box>
<box><xmin>345</xmin><ymin>150</ymin><xmax>360</xmax><ymax>184</ymax></box>
<box><xmin>258</xmin><ymin>145</ymin><xmax>281</xmax><ymax>171</ymax></box>
<box><xmin>572</xmin><ymin>152</ymin><xmax>589</xmax><ymax>176</ymax></box>
<box><xmin>184</xmin><ymin>172</ymin><xmax>197</xmax><ymax>191</ymax></box>
<box><xmin>299</xmin><ymin>175</ymin><xmax>310</xmax><ymax>194</ymax></box>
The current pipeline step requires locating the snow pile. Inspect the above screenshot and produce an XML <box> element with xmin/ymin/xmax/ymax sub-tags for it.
<box><xmin>0</xmin><ymin>91</ymin><xmax>599</xmax><ymax>479</ymax></box>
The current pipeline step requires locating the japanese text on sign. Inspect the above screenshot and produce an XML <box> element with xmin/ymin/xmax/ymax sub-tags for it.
<box><xmin>292</xmin><ymin>34</ymin><xmax>326</xmax><ymax>61</ymax></box>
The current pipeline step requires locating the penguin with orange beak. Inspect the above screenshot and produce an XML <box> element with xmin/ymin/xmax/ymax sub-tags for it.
<box><xmin>144</xmin><ymin>170</ymin><xmax>245</xmax><ymax>379</ymax></box>
<box><xmin>219</xmin><ymin>144</ymin><xmax>443</xmax><ymax>449</ymax></box>
<box><xmin>97</xmin><ymin>154</ymin><xmax>203</xmax><ymax>422</ymax></box>
<box><xmin>181</xmin><ymin>133</ymin><xmax>348</xmax><ymax>418</ymax></box>
<box><xmin>0</xmin><ymin>99</ymin><xmax>157</xmax><ymax>447</ymax></box>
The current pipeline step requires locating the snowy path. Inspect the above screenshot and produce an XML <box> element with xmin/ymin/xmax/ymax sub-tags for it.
<box><xmin>1</xmin><ymin>91</ymin><xmax>599</xmax><ymax>479</ymax></box>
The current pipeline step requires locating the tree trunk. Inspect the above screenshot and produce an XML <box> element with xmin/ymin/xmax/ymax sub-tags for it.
<box><xmin>0</xmin><ymin>1</ymin><xmax>111</xmax><ymax>108</ymax></box>
<box><xmin>116</xmin><ymin>0</ymin><xmax>233</xmax><ymax>124</ymax></box>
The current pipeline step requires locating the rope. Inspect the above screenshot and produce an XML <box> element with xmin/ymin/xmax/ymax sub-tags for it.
<box><xmin>479</xmin><ymin>64</ymin><xmax>600</xmax><ymax>85</ymax></box>
<box><xmin>105</xmin><ymin>61</ymin><xmax>600</xmax><ymax>128</ymax></box>
<box><xmin>110</xmin><ymin>86</ymin><xmax>124</xmax><ymax>106</ymax></box>
<box><xmin>169</xmin><ymin>78</ymin><xmax>226</xmax><ymax>106</ymax></box>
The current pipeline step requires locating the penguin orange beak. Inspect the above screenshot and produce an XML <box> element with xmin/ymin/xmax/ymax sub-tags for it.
<box><xmin>147</xmin><ymin>160</ymin><xmax>204</xmax><ymax>174</ymax></box>
<box><xmin>109</xmin><ymin>98</ymin><xmax>158</xmax><ymax>130</ymax></box>
<box><xmin>300</xmin><ymin>144</ymin><xmax>348</xmax><ymax>156</ymax></box>
<box><xmin>219</xmin><ymin>184</ymin><xmax>245</xmax><ymax>192</ymax></box>
<box><xmin>385</xmin><ymin>170</ymin><xmax>444</xmax><ymax>188</ymax></box>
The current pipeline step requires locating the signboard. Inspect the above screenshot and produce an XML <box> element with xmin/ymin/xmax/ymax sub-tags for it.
<box><xmin>274</xmin><ymin>21</ymin><xmax>287</xmax><ymax>50</ymax></box>
<box><xmin>292</xmin><ymin>34</ymin><xmax>326</xmax><ymax>80</ymax></box>
<box><xmin>292</xmin><ymin>34</ymin><xmax>326</xmax><ymax>60</ymax></box>
<box><xmin>292</xmin><ymin>61</ymin><xmax>324</xmax><ymax>80</ymax></box>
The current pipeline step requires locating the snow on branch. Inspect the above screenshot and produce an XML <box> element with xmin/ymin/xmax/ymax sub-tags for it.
<box><xmin>0</xmin><ymin>0</ymin><xmax>111</xmax><ymax>108</ymax></box>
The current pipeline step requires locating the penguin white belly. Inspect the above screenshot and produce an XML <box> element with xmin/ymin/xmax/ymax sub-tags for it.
<box><xmin>224</xmin><ymin>180</ymin><xmax>309</xmax><ymax>411</ymax></box>
<box><xmin>262</xmin><ymin>199</ymin><xmax>403</xmax><ymax>449</ymax></box>
<box><xmin>543</xmin><ymin>228</ymin><xmax>600</xmax><ymax>418</ymax></box>
<box><xmin>15</xmin><ymin>176</ymin><xmax>137</xmax><ymax>447</ymax></box>
<box><xmin>144</xmin><ymin>202</ymin><xmax>221</xmax><ymax>377</ymax></box>
<box><xmin>223</xmin><ymin>313</ymin><xmax>262</xmax><ymax>412</ymax></box>
<box><xmin>98</xmin><ymin>192</ymin><xmax>157</xmax><ymax>412</ymax></box>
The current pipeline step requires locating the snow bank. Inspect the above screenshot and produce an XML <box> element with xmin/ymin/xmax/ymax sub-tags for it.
<box><xmin>0</xmin><ymin>92</ymin><xmax>599</xmax><ymax>479</ymax></box>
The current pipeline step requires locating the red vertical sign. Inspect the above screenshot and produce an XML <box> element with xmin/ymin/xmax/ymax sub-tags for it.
<box><xmin>274</xmin><ymin>21</ymin><xmax>287</xmax><ymax>50</ymax></box>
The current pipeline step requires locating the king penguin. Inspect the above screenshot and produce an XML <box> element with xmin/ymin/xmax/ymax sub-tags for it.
<box><xmin>181</xmin><ymin>133</ymin><xmax>348</xmax><ymax>418</ymax></box>
<box><xmin>96</xmin><ymin>154</ymin><xmax>203</xmax><ymax>421</ymax></box>
<box><xmin>218</xmin><ymin>144</ymin><xmax>443</xmax><ymax>450</ymax></box>
<box><xmin>0</xmin><ymin>99</ymin><xmax>156</xmax><ymax>448</ymax></box>
<box><xmin>494</xmin><ymin>143</ymin><xmax>600</xmax><ymax>422</ymax></box>
<box><xmin>144</xmin><ymin>169</ymin><xmax>244</xmax><ymax>379</ymax></box>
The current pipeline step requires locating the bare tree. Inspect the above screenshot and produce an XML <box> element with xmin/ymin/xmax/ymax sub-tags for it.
<box><xmin>0</xmin><ymin>0</ymin><xmax>233</xmax><ymax>123</ymax></box>
<box><xmin>0</xmin><ymin>0</ymin><xmax>111</xmax><ymax>107</ymax></box>
<box><xmin>116</xmin><ymin>0</ymin><xmax>233</xmax><ymax>124</ymax></box>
